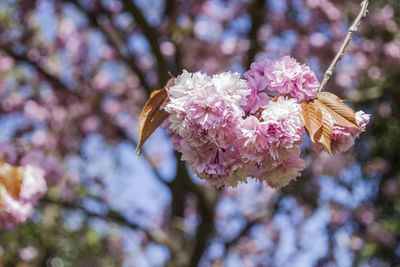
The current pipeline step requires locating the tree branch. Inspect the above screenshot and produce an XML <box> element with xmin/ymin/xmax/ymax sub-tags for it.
<box><xmin>42</xmin><ymin>196</ymin><xmax>170</xmax><ymax>247</ymax></box>
<box><xmin>223</xmin><ymin>215</ymin><xmax>265</xmax><ymax>252</ymax></box>
<box><xmin>114</xmin><ymin>126</ymin><xmax>170</xmax><ymax>187</ymax></box>
<box><xmin>0</xmin><ymin>44</ymin><xmax>74</xmax><ymax>93</ymax></box>
<box><xmin>164</xmin><ymin>151</ymin><xmax>219</xmax><ymax>266</ymax></box>
<box><xmin>246</xmin><ymin>0</ymin><xmax>266</xmax><ymax>69</ymax></box>
<box><xmin>223</xmin><ymin>194</ymin><xmax>283</xmax><ymax>257</ymax></box>
<box><xmin>0</xmin><ymin>44</ymin><xmax>169</xmax><ymax>187</ymax></box>
<box><xmin>121</xmin><ymin>0</ymin><xmax>170</xmax><ymax>86</ymax></box>
<box><xmin>63</xmin><ymin>0</ymin><xmax>152</xmax><ymax>95</ymax></box>
<box><xmin>188</xmin><ymin>178</ymin><xmax>218</xmax><ymax>266</ymax></box>
<box><xmin>318</xmin><ymin>0</ymin><xmax>369</xmax><ymax>92</ymax></box>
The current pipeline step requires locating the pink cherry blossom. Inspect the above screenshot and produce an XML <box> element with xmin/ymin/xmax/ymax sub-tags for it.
<box><xmin>330</xmin><ymin>110</ymin><xmax>371</xmax><ymax>154</ymax></box>
<box><xmin>263</xmin><ymin>56</ymin><xmax>319</xmax><ymax>102</ymax></box>
<box><xmin>185</xmin><ymin>85</ymin><xmax>228</xmax><ymax>130</ymax></box>
<box><xmin>0</xmin><ymin>164</ymin><xmax>47</xmax><ymax>229</ymax></box>
<box><xmin>19</xmin><ymin>165</ymin><xmax>47</xmax><ymax>203</ymax></box>
<box><xmin>244</xmin><ymin>60</ymin><xmax>271</xmax><ymax>113</ymax></box>
<box><xmin>0</xmin><ymin>187</ymin><xmax>34</xmax><ymax>230</ymax></box>
<box><xmin>245</xmin><ymin>59</ymin><xmax>272</xmax><ymax>92</ymax></box>
<box><xmin>257</xmin><ymin>148</ymin><xmax>306</xmax><ymax>188</ymax></box>
<box><xmin>236</xmin><ymin>97</ymin><xmax>305</xmax><ymax>186</ymax></box>
<box><xmin>188</xmin><ymin>145</ymin><xmax>244</xmax><ymax>187</ymax></box>
<box><xmin>212</xmin><ymin>71</ymin><xmax>250</xmax><ymax>109</ymax></box>
<box><xmin>20</xmin><ymin>150</ymin><xmax>63</xmax><ymax>185</ymax></box>
<box><xmin>237</xmin><ymin>115</ymin><xmax>272</xmax><ymax>163</ymax></box>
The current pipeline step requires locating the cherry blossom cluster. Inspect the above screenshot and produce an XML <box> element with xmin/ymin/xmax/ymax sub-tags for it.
<box><xmin>0</xmin><ymin>143</ymin><xmax>66</xmax><ymax>229</ymax></box>
<box><xmin>245</xmin><ymin>56</ymin><xmax>320</xmax><ymax>103</ymax></box>
<box><xmin>0</xmin><ymin>162</ymin><xmax>47</xmax><ymax>229</ymax></box>
<box><xmin>162</xmin><ymin>56</ymin><xmax>370</xmax><ymax>188</ymax></box>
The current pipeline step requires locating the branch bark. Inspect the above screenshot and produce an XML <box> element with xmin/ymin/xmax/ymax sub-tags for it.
<box><xmin>246</xmin><ymin>0</ymin><xmax>267</xmax><ymax>70</ymax></box>
<box><xmin>64</xmin><ymin>0</ymin><xmax>152</xmax><ymax>95</ymax></box>
<box><xmin>223</xmin><ymin>194</ymin><xmax>282</xmax><ymax>257</ymax></box>
<box><xmin>318</xmin><ymin>0</ymin><xmax>369</xmax><ymax>92</ymax></box>
<box><xmin>0</xmin><ymin>44</ymin><xmax>168</xmax><ymax>187</ymax></box>
<box><xmin>0</xmin><ymin>45</ymin><xmax>73</xmax><ymax>93</ymax></box>
<box><xmin>121</xmin><ymin>0</ymin><xmax>170</xmax><ymax>86</ymax></box>
<box><xmin>42</xmin><ymin>196</ymin><xmax>170</xmax><ymax>247</ymax></box>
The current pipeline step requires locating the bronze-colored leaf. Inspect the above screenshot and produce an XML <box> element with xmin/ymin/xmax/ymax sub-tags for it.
<box><xmin>313</xmin><ymin>104</ymin><xmax>334</xmax><ymax>155</ymax></box>
<box><xmin>317</xmin><ymin>92</ymin><xmax>363</xmax><ymax>131</ymax></box>
<box><xmin>0</xmin><ymin>162</ymin><xmax>23</xmax><ymax>198</ymax></box>
<box><xmin>301</xmin><ymin>102</ymin><xmax>323</xmax><ymax>142</ymax></box>
<box><xmin>136</xmin><ymin>88</ymin><xmax>169</xmax><ymax>157</ymax></box>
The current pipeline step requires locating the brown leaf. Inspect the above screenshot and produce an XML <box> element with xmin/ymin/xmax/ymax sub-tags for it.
<box><xmin>313</xmin><ymin>103</ymin><xmax>334</xmax><ymax>155</ymax></box>
<box><xmin>301</xmin><ymin>92</ymin><xmax>363</xmax><ymax>154</ymax></box>
<box><xmin>301</xmin><ymin>102</ymin><xmax>323</xmax><ymax>142</ymax></box>
<box><xmin>0</xmin><ymin>162</ymin><xmax>23</xmax><ymax>198</ymax></box>
<box><xmin>317</xmin><ymin>92</ymin><xmax>363</xmax><ymax>131</ymax></box>
<box><xmin>136</xmin><ymin>88</ymin><xmax>169</xmax><ymax>157</ymax></box>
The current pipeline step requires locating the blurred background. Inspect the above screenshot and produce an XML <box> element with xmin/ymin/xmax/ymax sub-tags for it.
<box><xmin>0</xmin><ymin>0</ymin><xmax>398</xmax><ymax>266</ymax></box>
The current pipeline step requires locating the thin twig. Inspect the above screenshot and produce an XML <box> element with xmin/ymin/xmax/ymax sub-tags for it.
<box><xmin>318</xmin><ymin>0</ymin><xmax>369</xmax><ymax>92</ymax></box>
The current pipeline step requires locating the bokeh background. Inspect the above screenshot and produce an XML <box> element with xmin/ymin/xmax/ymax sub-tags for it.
<box><xmin>0</xmin><ymin>0</ymin><xmax>399</xmax><ymax>266</ymax></box>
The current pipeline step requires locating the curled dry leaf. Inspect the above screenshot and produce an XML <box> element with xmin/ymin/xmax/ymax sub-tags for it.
<box><xmin>300</xmin><ymin>101</ymin><xmax>322</xmax><ymax>142</ymax></box>
<box><xmin>301</xmin><ymin>92</ymin><xmax>363</xmax><ymax>154</ymax></box>
<box><xmin>314</xmin><ymin>103</ymin><xmax>334</xmax><ymax>154</ymax></box>
<box><xmin>0</xmin><ymin>162</ymin><xmax>23</xmax><ymax>198</ymax></box>
<box><xmin>136</xmin><ymin>88</ymin><xmax>169</xmax><ymax>157</ymax></box>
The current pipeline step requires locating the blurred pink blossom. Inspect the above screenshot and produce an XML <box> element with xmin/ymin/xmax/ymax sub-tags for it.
<box><xmin>0</xmin><ymin>163</ymin><xmax>47</xmax><ymax>229</ymax></box>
